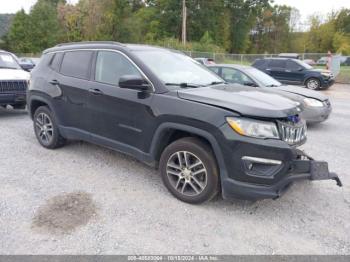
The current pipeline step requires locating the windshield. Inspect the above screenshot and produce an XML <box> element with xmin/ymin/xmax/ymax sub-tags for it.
<box><xmin>246</xmin><ymin>67</ymin><xmax>282</xmax><ymax>87</ymax></box>
<box><xmin>0</xmin><ymin>53</ymin><xmax>21</xmax><ymax>69</ymax></box>
<box><xmin>296</xmin><ymin>59</ymin><xmax>313</xmax><ymax>69</ymax></box>
<box><xmin>132</xmin><ymin>50</ymin><xmax>223</xmax><ymax>87</ymax></box>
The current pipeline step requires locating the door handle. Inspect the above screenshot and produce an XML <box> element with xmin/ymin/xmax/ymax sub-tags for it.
<box><xmin>49</xmin><ymin>79</ymin><xmax>59</xmax><ymax>85</ymax></box>
<box><xmin>89</xmin><ymin>88</ymin><xmax>104</xmax><ymax>95</ymax></box>
<box><xmin>285</xmin><ymin>70</ymin><xmax>292</xmax><ymax>72</ymax></box>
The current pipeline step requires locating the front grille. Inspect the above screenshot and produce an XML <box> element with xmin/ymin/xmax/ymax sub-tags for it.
<box><xmin>0</xmin><ymin>80</ymin><xmax>27</xmax><ymax>93</ymax></box>
<box><xmin>277</xmin><ymin>120</ymin><xmax>307</xmax><ymax>146</ymax></box>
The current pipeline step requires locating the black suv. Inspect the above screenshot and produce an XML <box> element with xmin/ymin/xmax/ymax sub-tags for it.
<box><xmin>252</xmin><ymin>58</ymin><xmax>335</xmax><ymax>90</ymax></box>
<box><xmin>28</xmin><ymin>42</ymin><xmax>341</xmax><ymax>204</ymax></box>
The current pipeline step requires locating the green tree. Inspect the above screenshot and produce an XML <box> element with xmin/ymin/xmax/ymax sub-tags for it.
<box><xmin>7</xmin><ymin>10</ymin><xmax>33</xmax><ymax>53</ymax></box>
<box><xmin>28</xmin><ymin>0</ymin><xmax>62</xmax><ymax>52</ymax></box>
<box><xmin>226</xmin><ymin>0</ymin><xmax>269</xmax><ymax>53</ymax></box>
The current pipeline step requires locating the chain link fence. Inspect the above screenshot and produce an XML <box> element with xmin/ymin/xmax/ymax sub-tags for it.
<box><xmin>18</xmin><ymin>51</ymin><xmax>350</xmax><ymax>84</ymax></box>
<box><xmin>183</xmin><ymin>51</ymin><xmax>350</xmax><ymax>84</ymax></box>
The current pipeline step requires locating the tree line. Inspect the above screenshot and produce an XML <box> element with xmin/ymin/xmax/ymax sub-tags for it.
<box><xmin>1</xmin><ymin>0</ymin><xmax>350</xmax><ymax>55</ymax></box>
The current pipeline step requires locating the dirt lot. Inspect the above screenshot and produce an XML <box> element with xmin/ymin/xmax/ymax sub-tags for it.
<box><xmin>0</xmin><ymin>84</ymin><xmax>349</xmax><ymax>254</ymax></box>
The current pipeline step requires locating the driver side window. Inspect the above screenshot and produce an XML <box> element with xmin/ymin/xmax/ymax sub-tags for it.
<box><xmin>95</xmin><ymin>51</ymin><xmax>141</xmax><ymax>86</ymax></box>
<box><xmin>286</xmin><ymin>60</ymin><xmax>300</xmax><ymax>71</ymax></box>
<box><xmin>221</xmin><ymin>68</ymin><xmax>252</xmax><ymax>85</ymax></box>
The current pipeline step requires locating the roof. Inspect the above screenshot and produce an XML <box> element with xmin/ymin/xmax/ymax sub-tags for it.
<box><xmin>208</xmin><ymin>64</ymin><xmax>251</xmax><ymax>70</ymax></box>
<box><xmin>255</xmin><ymin>57</ymin><xmax>300</xmax><ymax>62</ymax></box>
<box><xmin>44</xmin><ymin>41</ymin><xmax>170</xmax><ymax>54</ymax></box>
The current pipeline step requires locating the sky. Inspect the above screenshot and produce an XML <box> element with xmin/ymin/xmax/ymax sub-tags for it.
<box><xmin>0</xmin><ymin>0</ymin><xmax>350</xmax><ymax>19</ymax></box>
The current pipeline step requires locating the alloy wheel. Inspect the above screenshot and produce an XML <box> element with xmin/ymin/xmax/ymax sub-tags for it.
<box><xmin>166</xmin><ymin>151</ymin><xmax>208</xmax><ymax>196</ymax></box>
<box><xmin>35</xmin><ymin>112</ymin><xmax>54</xmax><ymax>145</ymax></box>
<box><xmin>307</xmin><ymin>79</ymin><xmax>320</xmax><ymax>90</ymax></box>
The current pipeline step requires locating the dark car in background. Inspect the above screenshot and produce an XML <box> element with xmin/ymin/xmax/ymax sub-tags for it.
<box><xmin>18</xmin><ymin>57</ymin><xmax>38</xmax><ymax>72</ymax></box>
<box><xmin>208</xmin><ymin>64</ymin><xmax>332</xmax><ymax>124</ymax></box>
<box><xmin>27</xmin><ymin>42</ymin><xmax>341</xmax><ymax>204</ymax></box>
<box><xmin>194</xmin><ymin>57</ymin><xmax>215</xmax><ymax>65</ymax></box>
<box><xmin>342</xmin><ymin>57</ymin><xmax>350</xmax><ymax>66</ymax></box>
<box><xmin>252</xmin><ymin>58</ymin><xmax>335</xmax><ymax>90</ymax></box>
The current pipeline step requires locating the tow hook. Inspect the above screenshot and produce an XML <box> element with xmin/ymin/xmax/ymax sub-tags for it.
<box><xmin>310</xmin><ymin>161</ymin><xmax>343</xmax><ymax>187</ymax></box>
<box><xmin>296</xmin><ymin>149</ymin><xmax>343</xmax><ymax>187</ymax></box>
<box><xmin>331</xmin><ymin>174</ymin><xmax>343</xmax><ymax>187</ymax></box>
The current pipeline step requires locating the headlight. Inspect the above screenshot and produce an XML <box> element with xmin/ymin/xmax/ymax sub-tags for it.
<box><xmin>321</xmin><ymin>72</ymin><xmax>332</xmax><ymax>78</ymax></box>
<box><xmin>304</xmin><ymin>98</ymin><xmax>324</xmax><ymax>107</ymax></box>
<box><xmin>226</xmin><ymin>117</ymin><xmax>280</xmax><ymax>139</ymax></box>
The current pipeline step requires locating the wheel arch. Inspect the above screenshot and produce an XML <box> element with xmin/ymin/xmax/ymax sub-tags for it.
<box><xmin>303</xmin><ymin>76</ymin><xmax>321</xmax><ymax>85</ymax></box>
<box><xmin>150</xmin><ymin>123</ymin><xmax>228</xmax><ymax>180</ymax></box>
<box><xmin>28</xmin><ymin>95</ymin><xmax>53</xmax><ymax>120</ymax></box>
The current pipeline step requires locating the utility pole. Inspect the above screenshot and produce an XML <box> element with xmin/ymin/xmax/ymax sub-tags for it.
<box><xmin>182</xmin><ymin>0</ymin><xmax>187</xmax><ymax>45</ymax></box>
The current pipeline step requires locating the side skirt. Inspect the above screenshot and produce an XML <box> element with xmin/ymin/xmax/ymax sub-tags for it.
<box><xmin>58</xmin><ymin>126</ymin><xmax>156</xmax><ymax>167</ymax></box>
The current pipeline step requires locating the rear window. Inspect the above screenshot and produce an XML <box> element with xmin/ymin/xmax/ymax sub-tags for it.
<box><xmin>60</xmin><ymin>51</ymin><xmax>93</xmax><ymax>79</ymax></box>
<box><xmin>252</xmin><ymin>59</ymin><xmax>267</xmax><ymax>68</ymax></box>
<box><xmin>50</xmin><ymin>53</ymin><xmax>63</xmax><ymax>72</ymax></box>
<box><xmin>269</xmin><ymin>59</ymin><xmax>286</xmax><ymax>68</ymax></box>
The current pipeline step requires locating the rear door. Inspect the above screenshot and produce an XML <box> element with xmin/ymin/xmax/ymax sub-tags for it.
<box><xmin>86</xmin><ymin>50</ymin><xmax>154</xmax><ymax>152</ymax></box>
<box><xmin>266</xmin><ymin>59</ymin><xmax>287</xmax><ymax>82</ymax></box>
<box><xmin>53</xmin><ymin>50</ymin><xmax>94</xmax><ymax>131</ymax></box>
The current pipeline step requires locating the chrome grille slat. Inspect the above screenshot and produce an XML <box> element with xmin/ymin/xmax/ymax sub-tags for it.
<box><xmin>277</xmin><ymin>119</ymin><xmax>306</xmax><ymax>146</ymax></box>
<box><xmin>0</xmin><ymin>80</ymin><xmax>27</xmax><ymax>93</ymax></box>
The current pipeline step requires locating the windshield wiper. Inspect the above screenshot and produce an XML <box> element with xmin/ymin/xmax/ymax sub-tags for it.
<box><xmin>265</xmin><ymin>84</ymin><xmax>280</xmax><ymax>87</ymax></box>
<box><xmin>204</xmin><ymin>81</ymin><xmax>226</xmax><ymax>86</ymax></box>
<box><xmin>0</xmin><ymin>66</ymin><xmax>18</xmax><ymax>69</ymax></box>
<box><xmin>165</xmin><ymin>83</ymin><xmax>202</xmax><ymax>88</ymax></box>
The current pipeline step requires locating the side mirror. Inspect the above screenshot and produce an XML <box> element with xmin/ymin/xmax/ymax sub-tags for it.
<box><xmin>19</xmin><ymin>62</ymin><xmax>35</xmax><ymax>72</ymax></box>
<box><xmin>119</xmin><ymin>75</ymin><xmax>151</xmax><ymax>91</ymax></box>
<box><xmin>244</xmin><ymin>81</ymin><xmax>258</xmax><ymax>87</ymax></box>
<box><xmin>297</xmin><ymin>67</ymin><xmax>304</xmax><ymax>71</ymax></box>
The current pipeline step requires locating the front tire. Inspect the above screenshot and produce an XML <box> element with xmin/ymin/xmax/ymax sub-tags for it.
<box><xmin>33</xmin><ymin>106</ymin><xmax>66</xmax><ymax>149</ymax></box>
<box><xmin>305</xmin><ymin>78</ymin><xmax>321</xmax><ymax>90</ymax></box>
<box><xmin>159</xmin><ymin>137</ymin><xmax>219</xmax><ymax>204</ymax></box>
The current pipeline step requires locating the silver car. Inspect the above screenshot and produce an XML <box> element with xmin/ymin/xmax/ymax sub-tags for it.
<box><xmin>208</xmin><ymin>64</ymin><xmax>332</xmax><ymax>124</ymax></box>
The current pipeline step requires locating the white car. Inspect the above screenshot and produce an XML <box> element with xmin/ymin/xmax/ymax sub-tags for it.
<box><xmin>0</xmin><ymin>50</ymin><xmax>30</xmax><ymax>109</ymax></box>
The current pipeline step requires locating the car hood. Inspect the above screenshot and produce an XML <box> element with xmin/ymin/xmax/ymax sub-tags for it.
<box><xmin>177</xmin><ymin>84</ymin><xmax>302</xmax><ymax>118</ymax></box>
<box><xmin>0</xmin><ymin>68</ymin><xmax>30</xmax><ymax>81</ymax></box>
<box><xmin>310</xmin><ymin>68</ymin><xmax>331</xmax><ymax>74</ymax></box>
<box><xmin>274</xmin><ymin>85</ymin><xmax>328</xmax><ymax>101</ymax></box>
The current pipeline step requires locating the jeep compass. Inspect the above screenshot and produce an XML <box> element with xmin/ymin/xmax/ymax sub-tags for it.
<box><xmin>28</xmin><ymin>42</ymin><xmax>341</xmax><ymax>204</ymax></box>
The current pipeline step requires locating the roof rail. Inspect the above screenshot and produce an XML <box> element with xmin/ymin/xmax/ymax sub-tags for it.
<box><xmin>55</xmin><ymin>41</ymin><xmax>124</xmax><ymax>47</ymax></box>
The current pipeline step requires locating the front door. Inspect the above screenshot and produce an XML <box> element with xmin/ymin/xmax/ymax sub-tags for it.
<box><xmin>87</xmin><ymin>50</ymin><xmax>154</xmax><ymax>152</ymax></box>
<box><xmin>284</xmin><ymin>60</ymin><xmax>305</xmax><ymax>84</ymax></box>
<box><xmin>266</xmin><ymin>59</ymin><xmax>287</xmax><ymax>82</ymax></box>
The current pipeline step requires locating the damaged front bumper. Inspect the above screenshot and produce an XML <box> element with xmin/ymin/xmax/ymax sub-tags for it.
<box><xmin>221</xmin><ymin>149</ymin><xmax>342</xmax><ymax>201</ymax></box>
<box><xmin>293</xmin><ymin>150</ymin><xmax>342</xmax><ymax>187</ymax></box>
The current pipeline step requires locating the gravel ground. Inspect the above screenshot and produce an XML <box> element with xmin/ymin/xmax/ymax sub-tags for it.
<box><xmin>0</xmin><ymin>84</ymin><xmax>349</xmax><ymax>255</ymax></box>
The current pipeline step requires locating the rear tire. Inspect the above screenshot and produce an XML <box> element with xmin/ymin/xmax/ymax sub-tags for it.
<box><xmin>305</xmin><ymin>78</ymin><xmax>321</xmax><ymax>90</ymax></box>
<box><xmin>33</xmin><ymin>106</ymin><xmax>66</xmax><ymax>149</ymax></box>
<box><xmin>159</xmin><ymin>137</ymin><xmax>219</xmax><ymax>204</ymax></box>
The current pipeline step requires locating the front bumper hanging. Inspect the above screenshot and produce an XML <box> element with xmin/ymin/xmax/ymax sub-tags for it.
<box><xmin>293</xmin><ymin>149</ymin><xmax>342</xmax><ymax>187</ymax></box>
